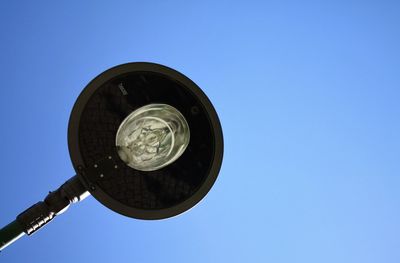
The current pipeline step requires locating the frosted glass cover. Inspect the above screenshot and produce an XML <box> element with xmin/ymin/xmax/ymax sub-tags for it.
<box><xmin>116</xmin><ymin>104</ymin><xmax>190</xmax><ymax>171</ymax></box>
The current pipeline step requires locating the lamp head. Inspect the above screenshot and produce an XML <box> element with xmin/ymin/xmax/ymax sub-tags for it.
<box><xmin>68</xmin><ymin>62</ymin><xmax>223</xmax><ymax>219</ymax></box>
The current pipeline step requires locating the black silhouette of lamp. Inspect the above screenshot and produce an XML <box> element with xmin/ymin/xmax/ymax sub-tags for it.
<box><xmin>0</xmin><ymin>62</ymin><xmax>223</xmax><ymax>251</ymax></box>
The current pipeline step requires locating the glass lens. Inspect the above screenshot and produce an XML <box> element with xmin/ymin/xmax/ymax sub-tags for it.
<box><xmin>116</xmin><ymin>104</ymin><xmax>190</xmax><ymax>171</ymax></box>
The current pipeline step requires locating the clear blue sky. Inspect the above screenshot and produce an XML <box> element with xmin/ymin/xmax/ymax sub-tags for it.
<box><xmin>1</xmin><ymin>1</ymin><xmax>400</xmax><ymax>262</ymax></box>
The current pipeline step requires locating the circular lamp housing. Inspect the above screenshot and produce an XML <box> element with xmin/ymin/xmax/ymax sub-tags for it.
<box><xmin>68</xmin><ymin>62</ymin><xmax>223</xmax><ymax>219</ymax></box>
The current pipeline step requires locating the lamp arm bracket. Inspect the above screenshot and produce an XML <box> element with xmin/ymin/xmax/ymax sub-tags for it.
<box><xmin>16</xmin><ymin>176</ymin><xmax>89</xmax><ymax>235</ymax></box>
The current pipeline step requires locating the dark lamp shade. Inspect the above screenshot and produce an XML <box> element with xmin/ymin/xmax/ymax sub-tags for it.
<box><xmin>68</xmin><ymin>62</ymin><xmax>223</xmax><ymax>219</ymax></box>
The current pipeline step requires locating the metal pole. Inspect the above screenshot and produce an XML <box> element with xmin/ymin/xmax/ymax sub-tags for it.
<box><xmin>0</xmin><ymin>220</ymin><xmax>25</xmax><ymax>251</ymax></box>
<box><xmin>0</xmin><ymin>176</ymin><xmax>89</xmax><ymax>252</ymax></box>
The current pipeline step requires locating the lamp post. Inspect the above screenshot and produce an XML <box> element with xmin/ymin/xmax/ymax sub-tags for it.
<box><xmin>0</xmin><ymin>62</ymin><xmax>223</xmax><ymax>251</ymax></box>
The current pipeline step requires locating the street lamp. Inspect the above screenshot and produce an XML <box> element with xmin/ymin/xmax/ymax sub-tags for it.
<box><xmin>0</xmin><ymin>62</ymin><xmax>223</xmax><ymax>251</ymax></box>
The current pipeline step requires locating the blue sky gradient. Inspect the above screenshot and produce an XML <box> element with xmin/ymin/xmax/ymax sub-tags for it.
<box><xmin>1</xmin><ymin>1</ymin><xmax>400</xmax><ymax>262</ymax></box>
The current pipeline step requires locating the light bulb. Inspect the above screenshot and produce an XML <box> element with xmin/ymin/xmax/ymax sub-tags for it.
<box><xmin>116</xmin><ymin>104</ymin><xmax>190</xmax><ymax>171</ymax></box>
